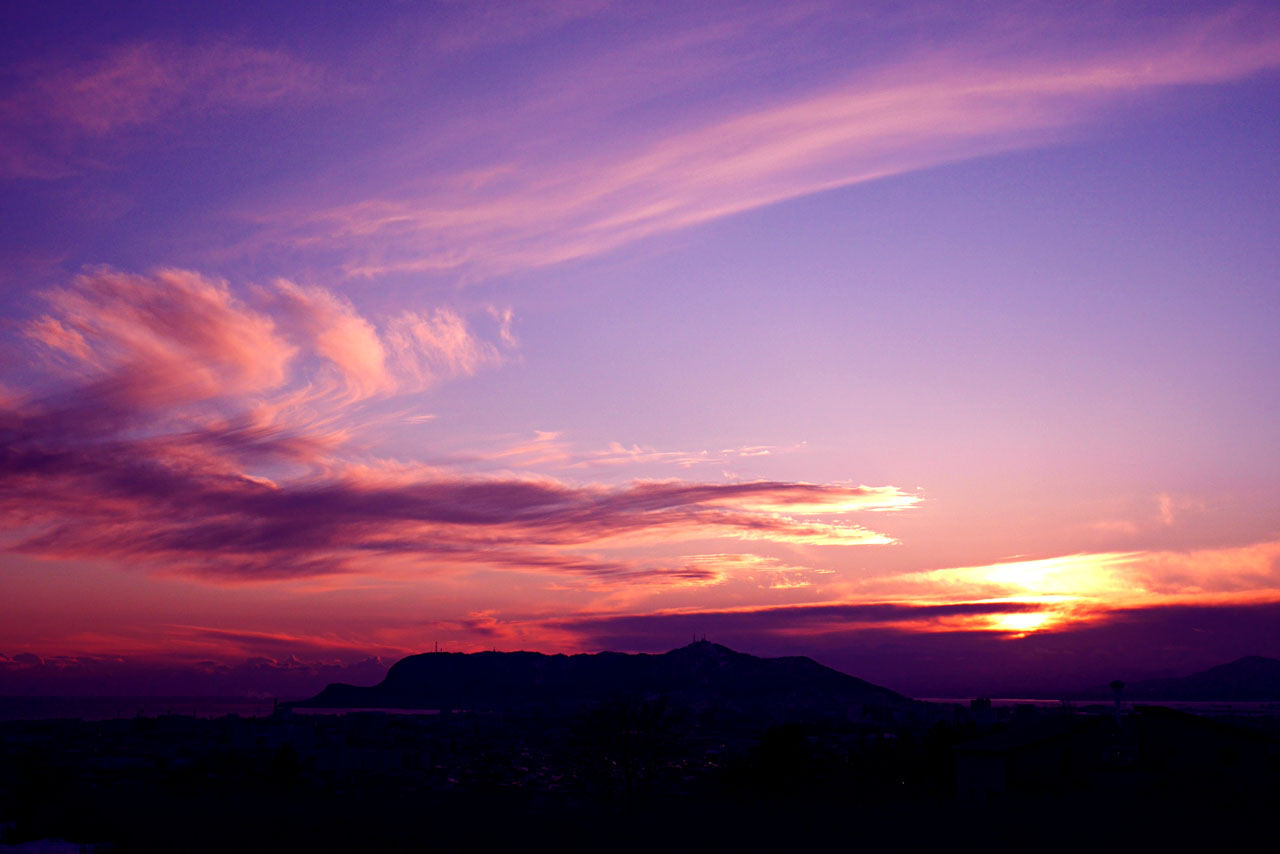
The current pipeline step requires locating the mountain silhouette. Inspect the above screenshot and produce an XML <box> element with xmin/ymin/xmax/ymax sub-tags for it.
<box><xmin>289</xmin><ymin>640</ymin><xmax>911</xmax><ymax>715</ymax></box>
<box><xmin>1090</xmin><ymin>656</ymin><xmax>1280</xmax><ymax>701</ymax></box>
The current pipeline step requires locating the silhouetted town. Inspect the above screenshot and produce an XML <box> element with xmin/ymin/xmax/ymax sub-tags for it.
<box><xmin>2</xmin><ymin>643</ymin><xmax>1278</xmax><ymax>851</ymax></box>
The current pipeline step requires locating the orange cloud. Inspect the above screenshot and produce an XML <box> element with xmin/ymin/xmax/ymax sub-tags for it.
<box><xmin>816</xmin><ymin>541</ymin><xmax>1280</xmax><ymax>636</ymax></box>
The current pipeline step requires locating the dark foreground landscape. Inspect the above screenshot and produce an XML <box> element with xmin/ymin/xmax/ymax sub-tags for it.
<box><xmin>3</xmin><ymin>643</ymin><xmax>1279</xmax><ymax>852</ymax></box>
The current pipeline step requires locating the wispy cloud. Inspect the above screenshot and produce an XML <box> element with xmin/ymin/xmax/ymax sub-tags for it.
<box><xmin>447</xmin><ymin>431</ymin><xmax>808</xmax><ymax>473</ymax></box>
<box><xmin>567</xmin><ymin>440</ymin><xmax>805</xmax><ymax>471</ymax></box>
<box><xmin>0</xmin><ymin>40</ymin><xmax>329</xmax><ymax>178</ymax></box>
<box><xmin>255</xmin><ymin>6</ymin><xmax>1280</xmax><ymax>279</ymax></box>
<box><xmin>676</xmin><ymin>553</ymin><xmax>827</xmax><ymax>590</ymax></box>
<box><xmin>23</xmin><ymin>267</ymin><xmax>502</xmax><ymax>409</ymax></box>
<box><xmin>1</xmin><ymin>267</ymin><xmax>912</xmax><ymax>582</ymax></box>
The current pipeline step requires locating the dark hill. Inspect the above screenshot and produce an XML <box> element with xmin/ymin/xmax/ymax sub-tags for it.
<box><xmin>289</xmin><ymin>641</ymin><xmax>911</xmax><ymax>716</ymax></box>
<box><xmin>1086</xmin><ymin>656</ymin><xmax>1280</xmax><ymax>701</ymax></box>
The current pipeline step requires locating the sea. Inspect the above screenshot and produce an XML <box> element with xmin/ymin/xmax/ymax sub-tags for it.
<box><xmin>921</xmin><ymin>697</ymin><xmax>1280</xmax><ymax>716</ymax></box>
<box><xmin>0</xmin><ymin>696</ymin><xmax>279</xmax><ymax>722</ymax></box>
<box><xmin>4</xmin><ymin>695</ymin><xmax>1278</xmax><ymax>722</ymax></box>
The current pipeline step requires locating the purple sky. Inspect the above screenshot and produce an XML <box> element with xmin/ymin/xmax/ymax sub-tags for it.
<box><xmin>2</xmin><ymin>0</ymin><xmax>1279</xmax><ymax>697</ymax></box>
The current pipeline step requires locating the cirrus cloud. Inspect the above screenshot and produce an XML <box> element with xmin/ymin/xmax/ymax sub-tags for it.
<box><xmin>0</xmin><ymin>39</ymin><xmax>331</xmax><ymax>179</ymax></box>
<box><xmin>255</xmin><ymin>5</ymin><xmax>1280</xmax><ymax>279</ymax></box>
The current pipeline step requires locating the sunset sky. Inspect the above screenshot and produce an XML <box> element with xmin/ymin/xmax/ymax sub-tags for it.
<box><xmin>2</xmin><ymin>0</ymin><xmax>1279</xmax><ymax>697</ymax></box>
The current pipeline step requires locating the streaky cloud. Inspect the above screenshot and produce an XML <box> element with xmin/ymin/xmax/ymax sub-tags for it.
<box><xmin>0</xmin><ymin>40</ymin><xmax>330</xmax><ymax>178</ymax></box>
<box><xmin>1</xmin><ymin>267</ymin><xmax>913</xmax><ymax>582</ymax></box>
<box><xmin>256</xmin><ymin>5</ymin><xmax>1280</xmax><ymax>279</ymax></box>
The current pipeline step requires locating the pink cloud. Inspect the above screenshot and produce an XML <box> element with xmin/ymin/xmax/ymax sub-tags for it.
<box><xmin>255</xmin><ymin>6</ymin><xmax>1280</xmax><ymax>278</ymax></box>
<box><xmin>26</xmin><ymin>268</ymin><xmax>294</xmax><ymax>407</ymax></box>
<box><xmin>270</xmin><ymin>280</ymin><xmax>393</xmax><ymax>400</ymax></box>
<box><xmin>1</xmin><ymin>267</ymin><xmax>913</xmax><ymax>584</ymax></box>
<box><xmin>21</xmin><ymin>267</ymin><xmax>503</xmax><ymax>413</ymax></box>
<box><xmin>39</xmin><ymin>42</ymin><xmax>320</xmax><ymax>133</ymax></box>
<box><xmin>450</xmin><ymin>432</ymin><xmax>808</xmax><ymax>474</ymax></box>
<box><xmin>0</xmin><ymin>40</ymin><xmax>328</xmax><ymax>177</ymax></box>
<box><xmin>386</xmin><ymin>308</ymin><xmax>504</xmax><ymax>388</ymax></box>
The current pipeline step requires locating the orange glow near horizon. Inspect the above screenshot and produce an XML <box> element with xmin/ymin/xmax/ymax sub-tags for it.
<box><xmin>3</xmin><ymin>2</ymin><xmax>1280</xmax><ymax>696</ymax></box>
<box><xmin>987</xmin><ymin>609</ymin><xmax>1058</xmax><ymax>636</ymax></box>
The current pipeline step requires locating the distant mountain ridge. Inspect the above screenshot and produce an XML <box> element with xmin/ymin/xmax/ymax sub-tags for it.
<box><xmin>1086</xmin><ymin>656</ymin><xmax>1280</xmax><ymax>701</ymax></box>
<box><xmin>290</xmin><ymin>641</ymin><xmax>911</xmax><ymax>715</ymax></box>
